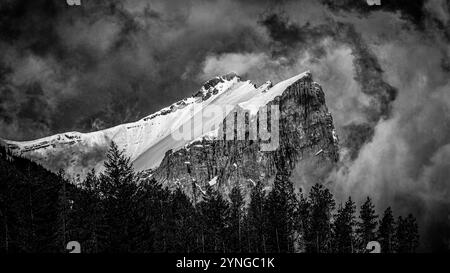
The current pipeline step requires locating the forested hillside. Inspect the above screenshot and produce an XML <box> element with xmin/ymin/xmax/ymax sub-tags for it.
<box><xmin>0</xmin><ymin>143</ymin><xmax>419</xmax><ymax>253</ymax></box>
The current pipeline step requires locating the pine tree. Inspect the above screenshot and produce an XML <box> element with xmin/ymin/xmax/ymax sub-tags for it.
<box><xmin>133</xmin><ymin>179</ymin><xmax>160</xmax><ymax>252</ymax></box>
<box><xmin>228</xmin><ymin>184</ymin><xmax>244</xmax><ymax>252</ymax></box>
<box><xmin>297</xmin><ymin>192</ymin><xmax>310</xmax><ymax>252</ymax></box>
<box><xmin>55</xmin><ymin>170</ymin><xmax>70</xmax><ymax>252</ymax></box>
<box><xmin>27</xmin><ymin>162</ymin><xmax>62</xmax><ymax>252</ymax></box>
<box><xmin>377</xmin><ymin>207</ymin><xmax>395</xmax><ymax>253</ymax></box>
<box><xmin>152</xmin><ymin>183</ymin><xmax>172</xmax><ymax>252</ymax></box>
<box><xmin>394</xmin><ymin>216</ymin><xmax>407</xmax><ymax>253</ymax></box>
<box><xmin>170</xmin><ymin>188</ymin><xmax>198</xmax><ymax>253</ymax></box>
<box><xmin>99</xmin><ymin>141</ymin><xmax>137</xmax><ymax>252</ymax></box>
<box><xmin>405</xmin><ymin>214</ymin><xmax>419</xmax><ymax>253</ymax></box>
<box><xmin>357</xmin><ymin>197</ymin><xmax>378</xmax><ymax>252</ymax></box>
<box><xmin>246</xmin><ymin>181</ymin><xmax>267</xmax><ymax>253</ymax></box>
<box><xmin>0</xmin><ymin>148</ymin><xmax>12</xmax><ymax>253</ymax></box>
<box><xmin>71</xmin><ymin>169</ymin><xmax>107</xmax><ymax>253</ymax></box>
<box><xmin>307</xmin><ymin>184</ymin><xmax>335</xmax><ymax>253</ymax></box>
<box><xmin>333</xmin><ymin>197</ymin><xmax>356</xmax><ymax>253</ymax></box>
<box><xmin>264</xmin><ymin>175</ymin><xmax>298</xmax><ymax>253</ymax></box>
<box><xmin>199</xmin><ymin>186</ymin><xmax>229</xmax><ymax>253</ymax></box>
<box><xmin>394</xmin><ymin>214</ymin><xmax>419</xmax><ymax>253</ymax></box>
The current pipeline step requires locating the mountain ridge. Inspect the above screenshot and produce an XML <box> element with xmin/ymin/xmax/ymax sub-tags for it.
<box><xmin>150</xmin><ymin>71</ymin><xmax>339</xmax><ymax>198</ymax></box>
<box><xmin>2</xmin><ymin>71</ymin><xmax>338</xmax><ymax>188</ymax></box>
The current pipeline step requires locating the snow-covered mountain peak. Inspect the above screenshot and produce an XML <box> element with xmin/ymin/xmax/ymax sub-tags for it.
<box><xmin>193</xmin><ymin>72</ymin><xmax>242</xmax><ymax>100</ymax></box>
<box><xmin>141</xmin><ymin>73</ymin><xmax>241</xmax><ymax>124</ymax></box>
<box><xmin>2</xmin><ymin>70</ymin><xmax>320</xmax><ymax>180</ymax></box>
<box><xmin>239</xmin><ymin>70</ymin><xmax>311</xmax><ymax>114</ymax></box>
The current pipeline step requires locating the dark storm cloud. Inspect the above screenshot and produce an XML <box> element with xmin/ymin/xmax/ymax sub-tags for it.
<box><xmin>0</xmin><ymin>0</ymin><xmax>145</xmax><ymax>139</ymax></box>
<box><xmin>322</xmin><ymin>0</ymin><xmax>428</xmax><ymax>27</ymax></box>
<box><xmin>0</xmin><ymin>0</ymin><xmax>268</xmax><ymax>140</ymax></box>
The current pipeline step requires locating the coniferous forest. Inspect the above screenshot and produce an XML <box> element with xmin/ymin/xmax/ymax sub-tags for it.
<box><xmin>0</xmin><ymin>143</ymin><xmax>419</xmax><ymax>253</ymax></box>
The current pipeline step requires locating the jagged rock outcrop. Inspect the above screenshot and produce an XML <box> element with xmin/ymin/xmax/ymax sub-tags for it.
<box><xmin>151</xmin><ymin>72</ymin><xmax>339</xmax><ymax>198</ymax></box>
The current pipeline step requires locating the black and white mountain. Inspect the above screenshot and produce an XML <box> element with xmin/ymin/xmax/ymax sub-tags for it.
<box><xmin>2</xmin><ymin>71</ymin><xmax>339</xmax><ymax>194</ymax></box>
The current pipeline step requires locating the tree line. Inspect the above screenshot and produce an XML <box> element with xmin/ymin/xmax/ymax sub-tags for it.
<box><xmin>0</xmin><ymin>143</ymin><xmax>419</xmax><ymax>253</ymax></box>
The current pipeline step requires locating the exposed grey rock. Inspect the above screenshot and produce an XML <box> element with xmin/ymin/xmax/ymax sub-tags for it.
<box><xmin>150</xmin><ymin>73</ymin><xmax>339</xmax><ymax>199</ymax></box>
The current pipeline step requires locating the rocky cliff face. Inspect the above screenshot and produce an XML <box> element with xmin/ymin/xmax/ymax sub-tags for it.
<box><xmin>150</xmin><ymin>72</ymin><xmax>339</xmax><ymax>199</ymax></box>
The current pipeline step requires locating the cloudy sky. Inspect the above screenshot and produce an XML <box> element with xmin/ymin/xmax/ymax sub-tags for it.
<box><xmin>1</xmin><ymin>0</ymin><xmax>449</xmax><ymax>250</ymax></box>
